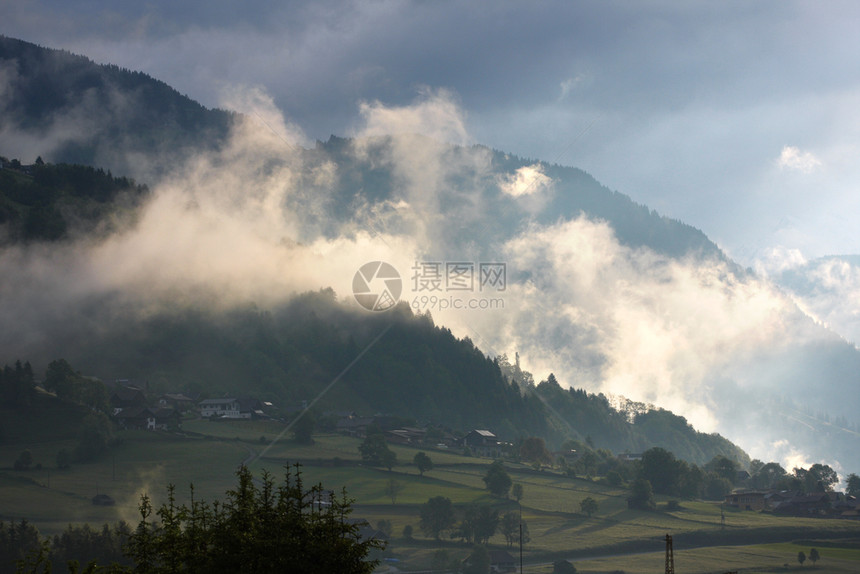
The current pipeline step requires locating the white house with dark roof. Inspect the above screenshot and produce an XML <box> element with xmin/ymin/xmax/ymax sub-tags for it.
<box><xmin>199</xmin><ymin>398</ymin><xmax>243</xmax><ymax>418</ymax></box>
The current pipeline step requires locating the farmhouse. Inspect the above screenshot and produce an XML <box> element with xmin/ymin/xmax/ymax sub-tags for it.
<box><xmin>462</xmin><ymin>429</ymin><xmax>503</xmax><ymax>458</ymax></box>
<box><xmin>199</xmin><ymin>398</ymin><xmax>243</xmax><ymax>418</ymax></box>
<box><xmin>158</xmin><ymin>393</ymin><xmax>195</xmax><ymax>412</ymax></box>
<box><xmin>724</xmin><ymin>490</ymin><xmax>768</xmax><ymax>511</ymax></box>
<box><xmin>115</xmin><ymin>406</ymin><xmax>180</xmax><ymax>431</ymax></box>
<box><xmin>109</xmin><ymin>385</ymin><xmax>147</xmax><ymax>414</ymax></box>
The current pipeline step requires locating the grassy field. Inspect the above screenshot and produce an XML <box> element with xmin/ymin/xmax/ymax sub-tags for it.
<box><xmin>538</xmin><ymin>542</ymin><xmax>860</xmax><ymax>574</ymax></box>
<box><xmin>2</xmin><ymin>423</ymin><xmax>860</xmax><ymax>572</ymax></box>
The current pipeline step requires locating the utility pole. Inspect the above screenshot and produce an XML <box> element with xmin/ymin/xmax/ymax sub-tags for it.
<box><xmin>519</xmin><ymin>501</ymin><xmax>523</xmax><ymax>573</ymax></box>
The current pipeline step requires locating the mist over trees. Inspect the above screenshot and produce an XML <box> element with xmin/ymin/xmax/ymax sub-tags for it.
<box><xmin>0</xmin><ymin>290</ymin><xmax>752</xmax><ymax>468</ymax></box>
<box><xmin>5</xmin><ymin>34</ymin><xmax>860</xmax><ymax>478</ymax></box>
<box><xmin>0</xmin><ymin>158</ymin><xmax>149</xmax><ymax>244</ymax></box>
<box><xmin>0</xmin><ymin>36</ymin><xmax>234</xmax><ymax>177</ymax></box>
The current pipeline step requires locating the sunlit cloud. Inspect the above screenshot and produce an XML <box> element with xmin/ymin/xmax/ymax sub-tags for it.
<box><xmin>754</xmin><ymin>245</ymin><xmax>807</xmax><ymax>276</ymax></box>
<box><xmin>498</xmin><ymin>164</ymin><xmax>553</xmax><ymax>197</ymax></box>
<box><xmin>778</xmin><ymin>145</ymin><xmax>822</xmax><ymax>173</ymax></box>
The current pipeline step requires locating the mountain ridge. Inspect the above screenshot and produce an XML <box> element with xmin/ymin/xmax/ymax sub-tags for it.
<box><xmin>1</xmin><ymin>35</ymin><xmax>858</xmax><ymax>473</ymax></box>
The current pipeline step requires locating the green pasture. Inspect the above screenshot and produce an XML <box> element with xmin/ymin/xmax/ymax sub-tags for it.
<box><xmin>3</xmin><ymin>422</ymin><xmax>860</xmax><ymax>571</ymax></box>
<box><xmin>533</xmin><ymin>542</ymin><xmax>860</xmax><ymax>574</ymax></box>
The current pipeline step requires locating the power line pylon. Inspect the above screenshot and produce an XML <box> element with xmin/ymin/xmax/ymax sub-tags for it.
<box><xmin>665</xmin><ymin>534</ymin><xmax>675</xmax><ymax>574</ymax></box>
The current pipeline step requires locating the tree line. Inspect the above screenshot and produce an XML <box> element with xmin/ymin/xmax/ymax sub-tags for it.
<box><xmin>4</xmin><ymin>465</ymin><xmax>380</xmax><ymax>574</ymax></box>
<box><xmin>0</xmin><ymin>158</ymin><xmax>148</xmax><ymax>243</ymax></box>
<box><xmin>627</xmin><ymin>446</ymin><xmax>848</xmax><ymax>510</ymax></box>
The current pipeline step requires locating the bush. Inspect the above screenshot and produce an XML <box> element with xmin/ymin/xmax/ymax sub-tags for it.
<box><xmin>14</xmin><ymin>449</ymin><xmax>33</xmax><ymax>471</ymax></box>
<box><xmin>56</xmin><ymin>448</ymin><xmax>72</xmax><ymax>470</ymax></box>
<box><xmin>606</xmin><ymin>470</ymin><xmax>623</xmax><ymax>486</ymax></box>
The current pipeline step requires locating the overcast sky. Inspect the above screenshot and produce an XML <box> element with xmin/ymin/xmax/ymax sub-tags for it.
<box><xmin>4</xmin><ymin>0</ymin><xmax>860</xmax><ymax>267</ymax></box>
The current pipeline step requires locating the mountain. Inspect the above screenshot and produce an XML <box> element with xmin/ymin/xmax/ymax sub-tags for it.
<box><xmin>0</xmin><ymin>36</ymin><xmax>858</xmax><ymax>473</ymax></box>
<box><xmin>0</xmin><ymin>286</ymin><xmax>744</xmax><ymax>465</ymax></box>
<box><xmin>0</xmin><ymin>157</ymin><xmax>148</xmax><ymax>243</ymax></box>
<box><xmin>0</xmin><ymin>36</ymin><xmax>234</xmax><ymax>179</ymax></box>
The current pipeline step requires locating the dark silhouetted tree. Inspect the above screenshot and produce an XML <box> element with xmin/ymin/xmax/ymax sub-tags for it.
<box><xmin>14</xmin><ymin>449</ymin><xmax>33</xmax><ymax>471</ymax></box>
<box><xmin>628</xmin><ymin>478</ymin><xmax>656</xmax><ymax>510</ymax></box>
<box><xmin>519</xmin><ymin>437</ymin><xmax>551</xmax><ymax>465</ymax></box>
<box><xmin>847</xmin><ymin>473</ymin><xmax>860</xmax><ymax>498</ymax></box>
<box><xmin>483</xmin><ymin>461</ymin><xmax>512</xmax><ymax>498</ymax></box>
<box><xmin>359</xmin><ymin>432</ymin><xmax>396</xmax><ymax>470</ymax></box>
<box><xmin>580</xmin><ymin>497</ymin><xmax>598</xmax><ymax>518</ymax></box>
<box><xmin>809</xmin><ymin>548</ymin><xmax>819</xmax><ymax>566</ymax></box>
<box><xmin>512</xmin><ymin>482</ymin><xmax>524</xmax><ymax>503</ymax></box>
<box><xmin>458</xmin><ymin>505</ymin><xmax>498</xmax><ymax>545</ymax></box>
<box><xmin>75</xmin><ymin>412</ymin><xmax>113</xmax><ymax>462</ymax></box>
<box><xmin>413</xmin><ymin>451</ymin><xmax>433</xmax><ymax>476</ymax></box>
<box><xmin>419</xmin><ymin>496</ymin><xmax>455</xmax><ymax>540</ymax></box>
<box><xmin>291</xmin><ymin>413</ymin><xmax>315</xmax><ymax>444</ymax></box>
<box><xmin>121</xmin><ymin>464</ymin><xmax>382</xmax><ymax>573</ymax></box>
<box><xmin>384</xmin><ymin>479</ymin><xmax>404</xmax><ymax>505</ymax></box>
<box><xmin>704</xmin><ymin>455</ymin><xmax>738</xmax><ymax>484</ymax></box>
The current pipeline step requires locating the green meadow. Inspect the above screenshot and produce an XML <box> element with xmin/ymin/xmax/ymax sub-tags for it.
<box><xmin>3</xmin><ymin>422</ymin><xmax>860</xmax><ymax>572</ymax></box>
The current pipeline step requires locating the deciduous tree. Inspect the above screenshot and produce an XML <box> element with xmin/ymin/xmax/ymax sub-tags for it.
<box><xmin>809</xmin><ymin>548</ymin><xmax>820</xmax><ymax>566</ymax></box>
<box><xmin>846</xmin><ymin>473</ymin><xmax>860</xmax><ymax>498</ymax></box>
<box><xmin>483</xmin><ymin>461</ymin><xmax>512</xmax><ymax>498</ymax></box>
<box><xmin>413</xmin><ymin>451</ymin><xmax>433</xmax><ymax>476</ymax></box>
<box><xmin>512</xmin><ymin>483</ymin><xmax>524</xmax><ymax>503</ymax></box>
<box><xmin>384</xmin><ymin>479</ymin><xmax>404</xmax><ymax>505</ymax></box>
<box><xmin>628</xmin><ymin>478</ymin><xmax>655</xmax><ymax>510</ymax></box>
<box><xmin>359</xmin><ymin>433</ymin><xmax>397</xmax><ymax>470</ymax></box>
<box><xmin>580</xmin><ymin>497</ymin><xmax>598</xmax><ymax>518</ymax></box>
<box><xmin>419</xmin><ymin>496</ymin><xmax>456</xmax><ymax>540</ymax></box>
<box><xmin>519</xmin><ymin>437</ymin><xmax>551</xmax><ymax>465</ymax></box>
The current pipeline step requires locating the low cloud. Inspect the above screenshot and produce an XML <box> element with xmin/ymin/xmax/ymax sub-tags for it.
<box><xmin>778</xmin><ymin>145</ymin><xmax>822</xmax><ymax>173</ymax></box>
<box><xmin>498</xmin><ymin>163</ymin><xmax>553</xmax><ymax>197</ymax></box>
<box><xmin>774</xmin><ymin>256</ymin><xmax>860</xmax><ymax>345</ymax></box>
<box><xmin>754</xmin><ymin>245</ymin><xmax>807</xmax><ymax>276</ymax></box>
<box><xmin>0</xmin><ymin>85</ymin><xmax>853</xmax><ymax>472</ymax></box>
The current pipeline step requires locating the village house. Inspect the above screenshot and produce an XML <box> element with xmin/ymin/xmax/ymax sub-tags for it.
<box><xmin>335</xmin><ymin>415</ymin><xmax>375</xmax><ymax>437</ymax></box>
<box><xmin>115</xmin><ymin>406</ymin><xmax>181</xmax><ymax>431</ymax></box>
<box><xmin>724</xmin><ymin>490</ymin><xmax>768</xmax><ymax>511</ymax></box>
<box><xmin>158</xmin><ymin>393</ymin><xmax>195</xmax><ymax>412</ymax></box>
<box><xmin>384</xmin><ymin>427</ymin><xmax>427</xmax><ymax>445</ymax></box>
<box><xmin>109</xmin><ymin>385</ymin><xmax>147</xmax><ymax>415</ymax></box>
<box><xmin>462</xmin><ymin>429</ymin><xmax>502</xmax><ymax>458</ymax></box>
<box><xmin>488</xmin><ymin>550</ymin><xmax>517</xmax><ymax>573</ymax></box>
<box><xmin>198</xmin><ymin>398</ymin><xmax>243</xmax><ymax>418</ymax></box>
<box><xmin>772</xmin><ymin>492</ymin><xmax>832</xmax><ymax>516</ymax></box>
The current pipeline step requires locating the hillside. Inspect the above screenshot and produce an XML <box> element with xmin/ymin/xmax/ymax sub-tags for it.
<box><xmin>0</xmin><ymin>422</ymin><xmax>857</xmax><ymax>572</ymax></box>
<box><xmin>315</xmin><ymin>134</ymin><xmax>728</xmax><ymax>262</ymax></box>
<box><xmin>0</xmin><ymin>36</ymin><xmax>234</xmax><ymax>178</ymax></box>
<box><xmin>0</xmin><ymin>157</ymin><xmax>148</xmax><ymax>243</ymax></box>
<box><xmin>0</xmin><ymin>35</ymin><xmax>859</xmax><ymax>474</ymax></box>
<box><xmin>3</xmin><ymin>289</ymin><xmax>746</xmax><ymax>465</ymax></box>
